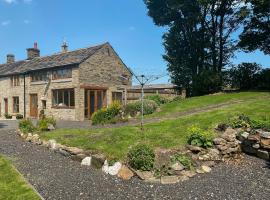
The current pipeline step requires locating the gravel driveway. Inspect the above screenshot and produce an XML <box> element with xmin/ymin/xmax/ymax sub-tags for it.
<box><xmin>0</xmin><ymin>128</ymin><xmax>270</xmax><ymax>200</ymax></box>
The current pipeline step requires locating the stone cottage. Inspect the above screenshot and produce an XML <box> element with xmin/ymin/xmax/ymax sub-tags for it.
<box><xmin>0</xmin><ymin>42</ymin><xmax>132</xmax><ymax>121</ymax></box>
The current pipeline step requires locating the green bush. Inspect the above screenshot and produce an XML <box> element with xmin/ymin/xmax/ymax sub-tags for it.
<box><xmin>4</xmin><ymin>113</ymin><xmax>12</xmax><ymax>119</ymax></box>
<box><xmin>128</xmin><ymin>144</ymin><xmax>155</xmax><ymax>171</ymax></box>
<box><xmin>171</xmin><ymin>154</ymin><xmax>193</xmax><ymax>170</ymax></box>
<box><xmin>38</xmin><ymin>117</ymin><xmax>56</xmax><ymax>131</ymax></box>
<box><xmin>187</xmin><ymin>125</ymin><xmax>213</xmax><ymax>149</ymax></box>
<box><xmin>91</xmin><ymin>101</ymin><xmax>121</xmax><ymax>125</ymax></box>
<box><xmin>171</xmin><ymin>96</ymin><xmax>183</xmax><ymax>102</ymax></box>
<box><xmin>19</xmin><ymin>119</ymin><xmax>35</xmax><ymax>134</ymax></box>
<box><xmin>16</xmin><ymin>114</ymin><xmax>24</xmax><ymax>120</ymax></box>
<box><xmin>230</xmin><ymin>114</ymin><xmax>251</xmax><ymax>128</ymax></box>
<box><xmin>124</xmin><ymin>100</ymin><xmax>158</xmax><ymax>117</ymax></box>
<box><xmin>145</xmin><ymin>95</ymin><xmax>169</xmax><ymax>106</ymax></box>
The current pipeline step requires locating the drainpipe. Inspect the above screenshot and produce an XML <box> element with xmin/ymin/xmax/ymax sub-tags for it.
<box><xmin>23</xmin><ymin>74</ymin><xmax>26</xmax><ymax>118</ymax></box>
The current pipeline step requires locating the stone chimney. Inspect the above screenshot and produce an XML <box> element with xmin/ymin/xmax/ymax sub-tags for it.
<box><xmin>61</xmin><ymin>41</ymin><xmax>68</xmax><ymax>53</ymax></box>
<box><xmin>27</xmin><ymin>42</ymin><xmax>40</xmax><ymax>59</ymax></box>
<box><xmin>7</xmin><ymin>54</ymin><xmax>15</xmax><ymax>64</ymax></box>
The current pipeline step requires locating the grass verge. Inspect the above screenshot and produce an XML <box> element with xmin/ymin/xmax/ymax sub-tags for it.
<box><xmin>0</xmin><ymin>155</ymin><xmax>41</xmax><ymax>200</ymax></box>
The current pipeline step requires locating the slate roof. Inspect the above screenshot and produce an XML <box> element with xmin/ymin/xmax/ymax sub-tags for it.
<box><xmin>0</xmin><ymin>43</ymin><xmax>107</xmax><ymax>77</ymax></box>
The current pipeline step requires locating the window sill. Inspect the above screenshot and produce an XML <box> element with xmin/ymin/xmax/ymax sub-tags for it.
<box><xmin>51</xmin><ymin>78</ymin><xmax>72</xmax><ymax>83</ymax></box>
<box><xmin>51</xmin><ymin>106</ymin><xmax>75</xmax><ymax>109</ymax></box>
<box><xmin>30</xmin><ymin>81</ymin><xmax>47</xmax><ymax>85</ymax></box>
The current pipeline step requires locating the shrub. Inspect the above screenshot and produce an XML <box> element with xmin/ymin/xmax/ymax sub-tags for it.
<box><xmin>19</xmin><ymin>119</ymin><xmax>35</xmax><ymax>133</ymax></box>
<box><xmin>124</xmin><ymin>100</ymin><xmax>158</xmax><ymax>117</ymax></box>
<box><xmin>187</xmin><ymin>125</ymin><xmax>213</xmax><ymax>149</ymax></box>
<box><xmin>171</xmin><ymin>96</ymin><xmax>183</xmax><ymax>102</ymax></box>
<box><xmin>91</xmin><ymin>101</ymin><xmax>121</xmax><ymax>125</ymax></box>
<box><xmin>171</xmin><ymin>154</ymin><xmax>193</xmax><ymax>170</ymax></box>
<box><xmin>16</xmin><ymin>114</ymin><xmax>24</xmax><ymax>120</ymax></box>
<box><xmin>145</xmin><ymin>95</ymin><xmax>168</xmax><ymax>106</ymax></box>
<box><xmin>38</xmin><ymin>117</ymin><xmax>56</xmax><ymax>131</ymax></box>
<box><xmin>230</xmin><ymin>114</ymin><xmax>251</xmax><ymax>128</ymax></box>
<box><xmin>128</xmin><ymin>144</ymin><xmax>155</xmax><ymax>171</ymax></box>
<box><xmin>4</xmin><ymin>113</ymin><xmax>12</xmax><ymax>119</ymax></box>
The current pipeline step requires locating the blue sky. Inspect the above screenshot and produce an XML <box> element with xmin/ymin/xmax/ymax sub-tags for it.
<box><xmin>0</xmin><ymin>0</ymin><xmax>269</xmax><ymax>84</ymax></box>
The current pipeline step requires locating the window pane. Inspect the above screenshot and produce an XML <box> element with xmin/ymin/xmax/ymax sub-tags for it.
<box><xmin>70</xmin><ymin>90</ymin><xmax>75</xmax><ymax>107</ymax></box>
<box><xmin>64</xmin><ymin>90</ymin><xmax>69</xmax><ymax>106</ymax></box>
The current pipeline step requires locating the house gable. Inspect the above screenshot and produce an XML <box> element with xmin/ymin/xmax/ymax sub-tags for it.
<box><xmin>78</xmin><ymin>43</ymin><xmax>132</xmax><ymax>87</ymax></box>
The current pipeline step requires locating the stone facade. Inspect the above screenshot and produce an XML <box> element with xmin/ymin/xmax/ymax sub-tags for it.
<box><xmin>0</xmin><ymin>43</ymin><xmax>132</xmax><ymax>121</ymax></box>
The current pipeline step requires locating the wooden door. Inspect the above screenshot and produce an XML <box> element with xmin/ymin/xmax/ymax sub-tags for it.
<box><xmin>30</xmin><ymin>94</ymin><xmax>38</xmax><ymax>118</ymax></box>
<box><xmin>4</xmin><ymin>98</ymin><xmax>8</xmax><ymax>114</ymax></box>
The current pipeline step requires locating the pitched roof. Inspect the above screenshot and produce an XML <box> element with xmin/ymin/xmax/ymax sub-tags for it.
<box><xmin>0</xmin><ymin>43</ymin><xmax>107</xmax><ymax>77</ymax></box>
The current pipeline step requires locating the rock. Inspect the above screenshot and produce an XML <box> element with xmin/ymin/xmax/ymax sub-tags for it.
<box><xmin>196</xmin><ymin>169</ymin><xmax>205</xmax><ymax>174</ymax></box>
<box><xmin>200</xmin><ymin>148</ymin><xmax>221</xmax><ymax>161</ymax></box>
<box><xmin>64</xmin><ymin>147</ymin><xmax>84</xmax><ymax>155</ymax></box>
<box><xmin>171</xmin><ymin>162</ymin><xmax>185</xmax><ymax>171</ymax></box>
<box><xmin>222</xmin><ymin>147</ymin><xmax>240</xmax><ymax>155</ymax></box>
<box><xmin>213</xmin><ymin>138</ymin><xmax>227</xmax><ymax>145</ymax></box>
<box><xmin>107</xmin><ymin>162</ymin><xmax>122</xmax><ymax>176</ymax></box>
<box><xmin>81</xmin><ymin>157</ymin><xmax>92</xmax><ymax>166</ymax></box>
<box><xmin>260</xmin><ymin>138</ymin><xmax>270</xmax><ymax>150</ymax></box>
<box><xmin>161</xmin><ymin>176</ymin><xmax>179</xmax><ymax>184</ymax></box>
<box><xmin>91</xmin><ymin>154</ymin><xmax>106</xmax><ymax>169</ymax></box>
<box><xmin>215</xmin><ymin>123</ymin><xmax>229</xmax><ymax>132</ymax></box>
<box><xmin>260</xmin><ymin>132</ymin><xmax>270</xmax><ymax>139</ymax></box>
<box><xmin>48</xmin><ymin>124</ymin><xmax>55</xmax><ymax>131</ymax></box>
<box><xmin>102</xmin><ymin>160</ymin><xmax>109</xmax><ymax>174</ymax></box>
<box><xmin>202</xmin><ymin>165</ymin><xmax>212</xmax><ymax>173</ymax></box>
<box><xmin>216</xmin><ymin>145</ymin><xmax>228</xmax><ymax>151</ymax></box>
<box><xmin>144</xmin><ymin>177</ymin><xmax>161</xmax><ymax>184</ymax></box>
<box><xmin>202</xmin><ymin>161</ymin><xmax>215</xmax><ymax>167</ymax></box>
<box><xmin>221</xmin><ymin>127</ymin><xmax>237</xmax><ymax>142</ymax></box>
<box><xmin>247</xmin><ymin>134</ymin><xmax>260</xmax><ymax>142</ymax></box>
<box><xmin>117</xmin><ymin>165</ymin><xmax>134</xmax><ymax>180</ymax></box>
<box><xmin>178</xmin><ymin>175</ymin><xmax>189</xmax><ymax>182</ymax></box>
<box><xmin>71</xmin><ymin>154</ymin><xmax>87</xmax><ymax>162</ymax></box>
<box><xmin>59</xmin><ymin>149</ymin><xmax>71</xmax><ymax>157</ymax></box>
<box><xmin>180</xmin><ymin>170</ymin><xmax>196</xmax><ymax>178</ymax></box>
<box><xmin>154</xmin><ymin>148</ymin><xmax>173</xmax><ymax>169</ymax></box>
<box><xmin>241</xmin><ymin>145</ymin><xmax>257</xmax><ymax>155</ymax></box>
<box><xmin>237</xmin><ymin>132</ymin><xmax>249</xmax><ymax>141</ymax></box>
<box><xmin>256</xmin><ymin>149</ymin><xmax>269</xmax><ymax>160</ymax></box>
<box><xmin>252</xmin><ymin>143</ymin><xmax>260</xmax><ymax>149</ymax></box>
<box><xmin>186</xmin><ymin>145</ymin><xmax>204</xmax><ymax>153</ymax></box>
<box><xmin>135</xmin><ymin>171</ymin><xmax>154</xmax><ymax>180</ymax></box>
<box><xmin>48</xmin><ymin>139</ymin><xmax>58</xmax><ymax>150</ymax></box>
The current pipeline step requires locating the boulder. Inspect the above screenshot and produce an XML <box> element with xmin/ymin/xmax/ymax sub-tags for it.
<box><xmin>161</xmin><ymin>176</ymin><xmax>179</xmax><ymax>184</ymax></box>
<box><xmin>215</xmin><ymin>123</ymin><xmax>229</xmax><ymax>132</ymax></box>
<box><xmin>135</xmin><ymin>171</ymin><xmax>154</xmax><ymax>180</ymax></box>
<box><xmin>107</xmin><ymin>162</ymin><xmax>122</xmax><ymax>176</ymax></box>
<box><xmin>81</xmin><ymin>157</ymin><xmax>92</xmax><ymax>166</ymax></box>
<box><xmin>117</xmin><ymin>165</ymin><xmax>134</xmax><ymax>180</ymax></box>
<box><xmin>241</xmin><ymin>145</ymin><xmax>257</xmax><ymax>155</ymax></box>
<box><xmin>237</xmin><ymin>132</ymin><xmax>249</xmax><ymax>141</ymax></box>
<box><xmin>221</xmin><ymin>127</ymin><xmax>237</xmax><ymax>142</ymax></box>
<box><xmin>48</xmin><ymin>124</ymin><xmax>55</xmax><ymax>131</ymax></box>
<box><xmin>64</xmin><ymin>147</ymin><xmax>84</xmax><ymax>155</ymax></box>
<box><xmin>171</xmin><ymin>162</ymin><xmax>185</xmax><ymax>171</ymax></box>
<box><xmin>59</xmin><ymin>149</ymin><xmax>71</xmax><ymax>157</ymax></box>
<box><xmin>48</xmin><ymin>139</ymin><xmax>58</xmax><ymax>150</ymax></box>
<box><xmin>256</xmin><ymin>149</ymin><xmax>269</xmax><ymax>160</ymax></box>
<box><xmin>213</xmin><ymin>138</ymin><xmax>226</xmax><ymax>145</ymax></box>
<box><xmin>154</xmin><ymin>148</ymin><xmax>173</xmax><ymax>169</ymax></box>
<box><xmin>186</xmin><ymin>145</ymin><xmax>204</xmax><ymax>153</ymax></box>
<box><xmin>196</xmin><ymin>169</ymin><xmax>205</xmax><ymax>174</ymax></box>
<box><xmin>144</xmin><ymin>177</ymin><xmax>161</xmax><ymax>184</ymax></box>
<box><xmin>247</xmin><ymin>134</ymin><xmax>260</xmax><ymax>143</ymax></box>
<box><xmin>201</xmin><ymin>165</ymin><xmax>212</xmax><ymax>173</ymax></box>
<box><xmin>252</xmin><ymin>144</ymin><xmax>260</xmax><ymax>149</ymax></box>
<box><xmin>216</xmin><ymin>145</ymin><xmax>228</xmax><ymax>151</ymax></box>
<box><xmin>178</xmin><ymin>175</ymin><xmax>189</xmax><ymax>182</ymax></box>
<box><xmin>180</xmin><ymin>170</ymin><xmax>196</xmax><ymax>178</ymax></box>
<box><xmin>260</xmin><ymin>132</ymin><xmax>270</xmax><ymax>139</ymax></box>
<box><xmin>91</xmin><ymin>154</ymin><xmax>106</xmax><ymax>169</ymax></box>
<box><xmin>71</xmin><ymin>154</ymin><xmax>87</xmax><ymax>162</ymax></box>
<box><xmin>260</xmin><ymin>138</ymin><xmax>270</xmax><ymax>150</ymax></box>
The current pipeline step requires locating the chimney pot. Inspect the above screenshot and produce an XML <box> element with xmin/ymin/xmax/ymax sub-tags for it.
<box><xmin>7</xmin><ymin>54</ymin><xmax>15</xmax><ymax>64</ymax></box>
<box><xmin>27</xmin><ymin>42</ymin><xmax>40</xmax><ymax>59</ymax></box>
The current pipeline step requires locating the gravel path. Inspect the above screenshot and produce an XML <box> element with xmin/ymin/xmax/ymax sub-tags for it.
<box><xmin>0</xmin><ymin>129</ymin><xmax>270</xmax><ymax>200</ymax></box>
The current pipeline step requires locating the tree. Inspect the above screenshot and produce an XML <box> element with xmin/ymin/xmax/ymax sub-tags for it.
<box><xmin>144</xmin><ymin>0</ymin><xmax>248</xmax><ymax>96</ymax></box>
<box><xmin>229</xmin><ymin>62</ymin><xmax>262</xmax><ymax>89</ymax></box>
<box><xmin>238</xmin><ymin>0</ymin><xmax>270</xmax><ymax>54</ymax></box>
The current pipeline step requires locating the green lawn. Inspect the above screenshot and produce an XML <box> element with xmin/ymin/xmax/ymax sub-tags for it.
<box><xmin>0</xmin><ymin>156</ymin><xmax>40</xmax><ymax>200</ymax></box>
<box><xmin>40</xmin><ymin>92</ymin><xmax>270</xmax><ymax>160</ymax></box>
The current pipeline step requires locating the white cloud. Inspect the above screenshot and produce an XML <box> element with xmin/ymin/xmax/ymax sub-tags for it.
<box><xmin>129</xmin><ymin>26</ymin><xmax>136</xmax><ymax>31</ymax></box>
<box><xmin>3</xmin><ymin>0</ymin><xmax>17</xmax><ymax>4</ymax></box>
<box><xmin>23</xmin><ymin>19</ymin><xmax>30</xmax><ymax>24</ymax></box>
<box><xmin>1</xmin><ymin>20</ymin><xmax>11</xmax><ymax>26</ymax></box>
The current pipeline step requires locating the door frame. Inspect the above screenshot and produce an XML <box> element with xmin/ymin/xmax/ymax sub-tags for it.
<box><xmin>4</xmin><ymin>98</ymin><xmax>8</xmax><ymax>114</ymax></box>
<box><xmin>84</xmin><ymin>89</ymin><xmax>106</xmax><ymax>119</ymax></box>
<box><xmin>30</xmin><ymin>94</ymin><xmax>38</xmax><ymax>118</ymax></box>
